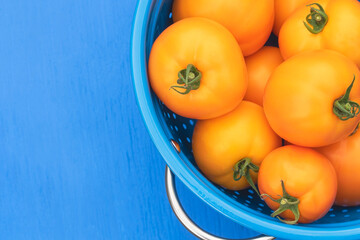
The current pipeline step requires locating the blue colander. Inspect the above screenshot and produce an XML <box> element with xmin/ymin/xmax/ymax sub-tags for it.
<box><xmin>131</xmin><ymin>0</ymin><xmax>360</xmax><ymax>239</ymax></box>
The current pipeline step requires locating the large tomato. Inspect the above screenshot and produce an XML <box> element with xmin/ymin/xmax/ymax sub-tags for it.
<box><xmin>279</xmin><ymin>0</ymin><xmax>360</xmax><ymax>67</ymax></box>
<box><xmin>264</xmin><ymin>50</ymin><xmax>360</xmax><ymax>147</ymax></box>
<box><xmin>192</xmin><ymin>101</ymin><xmax>282</xmax><ymax>191</ymax></box>
<box><xmin>258</xmin><ymin>145</ymin><xmax>337</xmax><ymax>224</ymax></box>
<box><xmin>317</xmin><ymin>127</ymin><xmax>360</xmax><ymax>206</ymax></box>
<box><xmin>172</xmin><ymin>0</ymin><xmax>274</xmax><ymax>56</ymax></box>
<box><xmin>149</xmin><ymin>18</ymin><xmax>247</xmax><ymax>119</ymax></box>
<box><xmin>244</xmin><ymin>46</ymin><xmax>283</xmax><ymax>106</ymax></box>
<box><xmin>273</xmin><ymin>0</ymin><xmax>309</xmax><ymax>36</ymax></box>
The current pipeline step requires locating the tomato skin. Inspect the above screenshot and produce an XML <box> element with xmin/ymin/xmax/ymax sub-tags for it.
<box><xmin>263</xmin><ymin>49</ymin><xmax>360</xmax><ymax>147</ymax></box>
<box><xmin>149</xmin><ymin>18</ymin><xmax>247</xmax><ymax>119</ymax></box>
<box><xmin>258</xmin><ymin>145</ymin><xmax>337</xmax><ymax>224</ymax></box>
<box><xmin>317</xmin><ymin>129</ymin><xmax>360</xmax><ymax>206</ymax></box>
<box><xmin>279</xmin><ymin>0</ymin><xmax>360</xmax><ymax>67</ymax></box>
<box><xmin>192</xmin><ymin>101</ymin><xmax>282</xmax><ymax>191</ymax></box>
<box><xmin>172</xmin><ymin>0</ymin><xmax>274</xmax><ymax>56</ymax></box>
<box><xmin>273</xmin><ymin>0</ymin><xmax>309</xmax><ymax>36</ymax></box>
<box><xmin>244</xmin><ymin>47</ymin><xmax>283</xmax><ymax>106</ymax></box>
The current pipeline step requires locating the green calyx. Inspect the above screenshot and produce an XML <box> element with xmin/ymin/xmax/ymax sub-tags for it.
<box><xmin>233</xmin><ymin>158</ymin><xmax>260</xmax><ymax>196</ymax></box>
<box><xmin>303</xmin><ymin>3</ymin><xmax>328</xmax><ymax>34</ymax></box>
<box><xmin>261</xmin><ymin>180</ymin><xmax>300</xmax><ymax>225</ymax></box>
<box><xmin>333</xmin><ymin>76</ymin><xmax>360</xmax><ymax>121</ymax></box>
<box><xmin>170</xmin><ymin>64</ymin><xmax>202</xmax><ymax>95</ymax></box>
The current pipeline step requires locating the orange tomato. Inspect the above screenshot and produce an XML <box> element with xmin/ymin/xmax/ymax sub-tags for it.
<box><xmin>264</xmin><ymin>50</ymin><xmax>360</xmax><ymax>147</ymax></box>
<box><xmin>258</xmin><ymin>145</ymin><xmax>337</xmax><ymax>224</ymax></box>
<box><xmin>273</xmin><ymin>0</ymin><xmax>309</xmax><ymax>36</ymax></box>
<box><xmin>244</xmin><ymin>47</ymin><xmax>283</xmax><ymax>106</ymax></box>
<box><xmin>317</xmin><ymin>127</ymin><xmax>360</xmax><ymax>206</ymax></box>
<box><xmin>172</xmin><ymin>0</ymin><xmax>274</xmax><ymax>56</ymax></box>
<box><xmin>149</xmin><ymin>18</ymin><xmax>247</xmax><ymax>119</ymax></box>
<box><xmin>192</xmin><ymin>101</ymin><xmax>282</xmax><ymax>191</ymax></box>
<box><xmin>279</xmin><ymin>0</ymin><xmax>360</xmax><ymax>67</ymax></box>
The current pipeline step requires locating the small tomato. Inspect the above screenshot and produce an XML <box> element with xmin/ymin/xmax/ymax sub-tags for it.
<box><xmin>244</xmin><ymin>46</ymin><xmax>283</xmax><ymax>106</ymax></box>
<box><xmin>317</xmin><ymin>127</ymin><xmax>360</xmax><ymax>206</ymax></box>
<box><xmin>192</xmin><ymin>101</ymin><xmax>282</xmax><ymax>191</ymax></box>
<box><xmin>264</xmin><ymin>50</ymin><xmax>360</xmax><ymax>147</ymax></box>
<box><xmin>279</xmin><ymin>0</ymin><xmax>360</xmax><ymax>67</ymax></box>
<box><xmin>258</xmin><ymin>145</ymin><xmax>337</xmax><ymax>224</ymax></box>
<box><xmin>172</xmin><ymin>0</ymin><xmax>274</xmax><ymax>56</ymax></box>
<box><xmin>149</xmin><ymin>18</ymin><xmax>247</xmax><ymax>119</ymax></box>
<box><xmin>273</xmin><ymin>0</ymin><xmax>310</xmax><ymax>36</ymax></box>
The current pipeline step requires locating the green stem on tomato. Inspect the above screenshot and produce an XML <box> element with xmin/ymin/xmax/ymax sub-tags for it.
<box><xmin>170</xmin><ymin>64</ymin><xmax>202</xmax><ymax>95</ymax></box>
<box><xmin>233</xmin><ymin>158</ymin><xmax>260</xmax><ymax>196</ymax></box>
<box><xmin>303</xmin><ymin>3</ymin><xmax>328</xmax><ymax>34</ymax></box>
<box><xmin>333</xmin><ymin>76</ymin><xmax>360</xmax><ymax>121</ymax></box>
<box><xmin>261</xmin><ymin>180</ymin><xmax>300</xmax><ymax>225</ymax></box>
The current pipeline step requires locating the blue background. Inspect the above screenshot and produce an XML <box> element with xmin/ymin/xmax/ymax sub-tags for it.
<box><xmin>0</xmin><ymin>0</ymin><xmax>263</xmax><ymax>239</ymax></box>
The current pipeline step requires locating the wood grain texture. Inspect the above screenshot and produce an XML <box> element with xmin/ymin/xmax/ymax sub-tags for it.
<box><xmin>0</xmin><ymin>0</ymin><xmax>269</xmax><ymax>239</ymax></box>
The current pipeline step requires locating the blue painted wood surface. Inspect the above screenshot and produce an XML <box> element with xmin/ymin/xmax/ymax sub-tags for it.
<box><xmin>0</xmin><ymin>0</ymin><xmax>272</xmax><ymax>239</ymax></box>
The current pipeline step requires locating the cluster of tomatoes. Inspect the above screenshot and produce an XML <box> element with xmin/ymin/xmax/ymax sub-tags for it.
<box><xmin>148</xmin><ymin>0</ymin><xmax>360</xmax><ymax>224</ymax></box>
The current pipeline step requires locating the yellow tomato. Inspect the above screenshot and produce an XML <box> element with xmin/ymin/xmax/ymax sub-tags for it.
<box><xmin>273</xmin><ymin>0</ymin><xmax>310</xmax><ymax>36</ymax></box>
<box><xmin>244</xmin><ymin>47</ymin><xmax>283</xmax><ymax>106</ymax></box>
<box><xmin>279</xmin><ymin>0</ymin><xmax>360</xmax><ymax>67</ymax></box>
<box><xmin>172</xmin><ymin>0</ymin><xmax>274</xmax><ymax>56</ymax></box>
<box><xmin>149</xmin><ymin>18</ymin><xmax>247</xmax><ymax>119</ymax></box>
<box><xmin>317</xmin><ymin>128</ymin><xmax>360</xmax><ymax>206</ymax></box>
<box><xmin>264</xmin><ymin>50</ymin><xmax>360</xmax><ymax>147</ymax></box>
<box><xmin>192</xmin><ymin>101</ymin><xmax>282</xmax><ymax>191</ymax></box>
<box><xmin>259</xmin><ymin>145</ymin><xmax>337</xmax><ymax>224</ymax></box>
